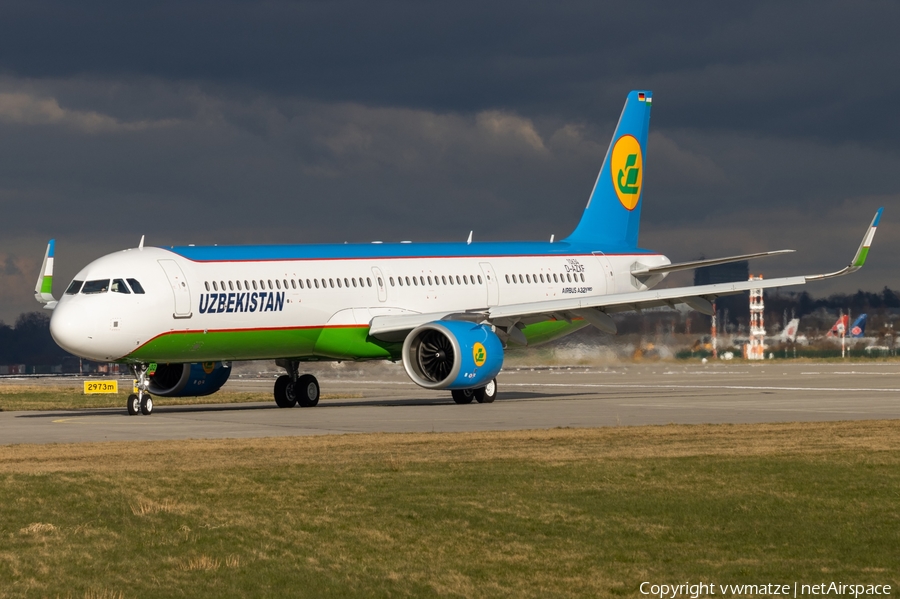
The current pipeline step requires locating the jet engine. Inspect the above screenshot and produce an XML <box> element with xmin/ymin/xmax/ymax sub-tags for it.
<box><xmin>148</xmin><ymin>362</ymin><xmax>232</xmax><ymax>397</ymax></box>
<box><xmin>402</xmin><ymin>321</ymin><xmax>503</xmax><ymax>390</ymax></box>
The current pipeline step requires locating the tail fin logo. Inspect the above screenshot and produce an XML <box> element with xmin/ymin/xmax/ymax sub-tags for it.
<box><xmin>611</xmin><ymin>135</ymin><xmax>643</xmax><ymax>210</ymax></box>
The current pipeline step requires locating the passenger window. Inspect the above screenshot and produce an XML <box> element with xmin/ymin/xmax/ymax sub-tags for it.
<box><xmin>213</xmin><ymin>281</ymin><xmax>219</xmax><ymax>291</ymax></box>
<box><xmin>321</xmin><ymin>279</ymin><xmax>326</xmax><ymax>288</ymax></box>
<box><xmin>82</xmin><ymin>279</ymin><xmax>110</xmax><ymax>294</ymax></box>
<box><xmin>276</xmin><ymin>280</ymin><xmax>282</xmax><ymax>290</ymax></box>
<box><xmin>314</xmin><ymin>279</ymin><xmax>320</xmax><ymax>289</ymax></box>
<box><xmin>244</xmin><ymin>280</ymin><xmax>250</xmax><ymax>290</ymax></box>
<box><xmin>291</xmin><ymin>280</ymin><xmax>296</xmax><ymax>289</ymax></box>
<box><xmin>252</xmin><ymin>280</ymin><xmax>258</xmax><ymax>290</ymax></box>
<box><xmin>477</xmin><ymin>275</ymin><xmax>483</xmax><ymax>284</ymax></box>
<box><xmin>412</xmin><ymin>277</ymin><xmax>417</xmax><ymax>286</ymax></box>
<box><xmin>442</xmin><ymin>276</ymin><xmax>447</xmax><ymax>285</ymax></box>
<box><xmin>204</xmin><ymin>281</ymin><xmax>210</xmax><ymax>292</ymax></box>
<box><xmin>505</xmin><ymin>275</ymin><xmax>510</xmax><ymax>284</ymax></box>
<box><xmin>398</xmin><ymin>277</ymin><xmax>404</xmax><ymax>287</ymax></box>
<box><xmin>237</xmin><ymin>281</ymin><xmax>242</xmax><ymax>291</ymax></box>
<box><xmin>540</xmin><ymin>274</ymin><xmax>545</xmax><ymax>283</ymax></box>
<box><xmin>405</xmin><ymin>276</ymin><xmax>411</xmax><ymax>286</ymax></box>
<box><xmin>221</xmin><ymin>281</ymin><xmax>226</xmax><ymax>291</ymax></box>
<box><xmin>455</xmin><ymin>275</ymin><xmax>461</xmax><ymax>285</ymax></box>
<box><xmin>283</xmin><ymin>279</ymin><xmax>288</xmax><ymax>289</ymax></box>
<box><xmin>298</xmin><ymin>279</ymin><xmax>304</xmax><ymax>289</ymax></box>
<box><xmin>127</xmin><ymin>279</ymin><xmax>145</xmax><ymax>294</ymax></box>
<box><xmin>329</xmin><ymin>279</ymin><xmax>334</xmax><ymax>288</ymax></box>
<box><xmin>344</xmin><ymin>278</ymin><xmax>349</xmax><ymax>287</ymax></box>
<box><xmin>336</xmin><ymin>279</ymin><xmax>342</xmax><ymax>288</ymax></box>
<box><xmin>553</xmin><ymin>274</ymin><xmax>558</xmax><ymax>283</ymax></box>
<box><xmin>306</xmin><ymin>279</ymin><xmax>311</xmax><ymax>289</ymax></box>
<box><xmin>526</xmin><ymin>274</ymin><xmax>531</xmax><ymax>283</ymax></box>
<box><xmin>268</xmin><ymin>280</ymin><xmax>273</xmax><ymax>290</ymax></box>
<box><xmin>229</xmin><ymin>281</ymin><xmax>234</xmax><ymax>291</ymax></box>
<box><xmin>580</xmin><ymin>273</ymin><xmax>585</xmax><ymax>282</ymax></box>
<box><xmin>351</xmin><ymin>278</ymin><xmax>357</xmax><ymax>288</ymax></box>
<box><xmin>428</xmin><ymin>276</ymin><xmax>433</xmax><ymax>285</ymax></box>
<box><xmin>65</xmin><ymin>280</ymin><xmax>84</xmax><ymax>295</ymax></box>
<box><xmin>111</xmin><ymin>279</ymin><xmax>131</xmax><ymax>294</ymax></box>
<box><xmin>389</xmin><ymin>277</ymin><xmax>394</xmax><ymax>286</ymax></box>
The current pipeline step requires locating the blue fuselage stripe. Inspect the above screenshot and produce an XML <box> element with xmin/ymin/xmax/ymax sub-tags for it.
<box><xmin>167</xmin><ymin>240</ymin><xmax>656</xmax><ymax>262</ymax></box>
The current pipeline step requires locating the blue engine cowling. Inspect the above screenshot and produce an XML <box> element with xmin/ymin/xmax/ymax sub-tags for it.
<box><xmin>402</xmin><ymin>321</ymin><xmax>503</xmax><ymax>390</ymax></box>
<box><xmin>148</xmin><ymin>362</ymin><xmax>232</xmax><ymax>397</ymax></box>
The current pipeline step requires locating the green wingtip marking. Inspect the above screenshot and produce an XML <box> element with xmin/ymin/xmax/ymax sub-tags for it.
<box><xmin>40</xmin><ymin>276</ymin><xmax>53</xmax><ymax>294</ymax></box>
<box><xmin>853</xmin><ymin>247</ymin><xmax>869</xmax><ymax>267</ymax></box>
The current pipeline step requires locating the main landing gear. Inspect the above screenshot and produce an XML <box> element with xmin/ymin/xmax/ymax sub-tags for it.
<box><xmin>127</xmin><ymin>364</ymin><xmax>154</xmax><ymax>416</ymax></box>
<box><xmin>274</xmin><ymin>360</ymin><xmax>320</xmax><ymax>408</ymax></box>
<box><xmin>451</xmin><ymin>378</ymin><xmax>497</xmax><ymax>405</ymax></box>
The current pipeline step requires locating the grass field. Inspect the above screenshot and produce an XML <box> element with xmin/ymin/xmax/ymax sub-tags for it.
<box><xmin>0</xmin><ymin>384</ymin><xmax>358</xmax><ymax>412</ymax></box>
<box><xmin>1</xmin><ymin>421</ymin><xmax>899</xmax><ymax>598</ymax></box>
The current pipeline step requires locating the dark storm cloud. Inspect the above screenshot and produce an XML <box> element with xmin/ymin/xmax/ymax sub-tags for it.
<box><xmin>0</xmin><ymin>0</ymin><xmax>898</xmax><ymax>321</ymax></box>
<box><xmin>2</xmin><ymin>1</ymin><xmax>899</xmax><ymax>141</ymax></box>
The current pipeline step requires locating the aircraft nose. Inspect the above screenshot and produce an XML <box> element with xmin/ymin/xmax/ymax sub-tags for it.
<box><xmin>50</xmin><ymin>301</ymin><xmax>99</xmax><ymax>360</ymax></box>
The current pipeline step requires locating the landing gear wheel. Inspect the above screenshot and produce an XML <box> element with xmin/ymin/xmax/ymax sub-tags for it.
<box><xmin>295</xmin><ymin>374</ymin><xmax>320</xmax><ymax>407</ymax></box>
<box><xmin>274</xmin><ymin>375</ymin><xmax>297</xmax><ymax>408</ymax></box>
<box><xmin>127</xmin><ymin>394</ymin><xmax>140</xmax><ymax>415</ymax></box>
<box><xmin>140</xmin><ymin>395</ymin><xmax>154</xmax><ymax>415</ymax></box>
<box><xmin>475</xmin><ymin>379</ymin><xmax>497</xmax><ymax>404</ymax></box>
<box><xmin>451</xmin><ymin>389</ymin><xmax>475</xmax><ymax>404</ymax></box>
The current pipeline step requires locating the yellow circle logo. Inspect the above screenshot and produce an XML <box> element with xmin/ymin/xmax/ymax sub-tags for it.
<box><xmin>472</xmin><ymin>343</ymin><xmax>487</xmax><ymax>367</ymax></box>
<box><xmin>202</xmin><ymin>362</ymin><xmax>216</xmax><ymax>374</ymax></box>
<box><xmin>610</xmin><ymin>134</ymin><xmax>642</xmax><ymax>210</ymax></box>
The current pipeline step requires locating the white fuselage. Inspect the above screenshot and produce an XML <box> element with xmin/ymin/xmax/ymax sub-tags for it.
<box><xmin>49</xmin><ymin>245</ymin><xmax>670</xmax><ymax>362</ymax></box>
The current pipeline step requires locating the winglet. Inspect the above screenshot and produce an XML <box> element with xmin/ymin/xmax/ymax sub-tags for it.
<box><xmin>34</xmin><ymin>239</ymin><xmax>58</xmax><ymax>309</ymax></box>
<box><xmin>806</xmin><ymin>208</ymin><xmax>883</xmax><ymax>281</ymax></box>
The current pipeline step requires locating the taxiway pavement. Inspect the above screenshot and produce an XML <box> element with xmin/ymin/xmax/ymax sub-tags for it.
<box><xmin>2</xmin><ymin>362</ymin><xmax>899</xmax><ymax>445</ymax></box>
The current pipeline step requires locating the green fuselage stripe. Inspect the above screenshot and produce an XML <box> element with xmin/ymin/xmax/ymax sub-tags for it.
<box><xmin>124</xmin><ymin>320</ymin><xmax>587</xmax><ymax>364</ymax></box>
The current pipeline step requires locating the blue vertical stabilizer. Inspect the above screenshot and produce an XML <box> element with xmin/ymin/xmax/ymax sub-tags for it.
<box><xmin>564</xmin><ymin>90</ymin><xmax>653</xmax><ymax>248</ymax></box>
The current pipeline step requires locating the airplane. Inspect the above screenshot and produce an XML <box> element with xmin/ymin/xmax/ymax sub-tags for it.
<box><xmin>826</xmin><ymin>313</ymin><xmax>867</xmax><ymax>339</ymax></box>
<box><xmin>34</xmin><ymin>91</ymin><xmax>884</xmax><ymax>416</ymax></box>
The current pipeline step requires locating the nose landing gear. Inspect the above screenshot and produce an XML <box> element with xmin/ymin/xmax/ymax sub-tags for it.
<box><xmin>127</xmin><ymin>364</ymin><xmax>154</xmax><ymax>416</ymax></box>
<box><xmin>274</xmin><ymin>360</ymin><xmax>320</xmax><ymax>408</ymax></box>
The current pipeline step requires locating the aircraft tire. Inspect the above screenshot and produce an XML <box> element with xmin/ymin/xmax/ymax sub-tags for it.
<box><xmin>140</xmin><ymin>395</ymin><xmax>154</xmax><ymax>415</ymax></box>
<box><xmin>474</xmin><ymin>379</ymin><xmax>497</xmax><ymax>404</ymax></box>
<box><xmin>295</xmin><ymin>374</ymin><xmax>320</xmax><ymax>407</ymax></box>
<box><xmin>274</xmin><ymin>375</ymin><xmax>297</xmax><ymax>408</ymax></box>
<box><xmin>127</xmin><ymin>394</ymin><xmax>140</xmax><ymax>416</ymax></box>
<box><xmin>451</xmin><ymin>389</ymin><xmax>475</xmax><ymax>404</ymax></box>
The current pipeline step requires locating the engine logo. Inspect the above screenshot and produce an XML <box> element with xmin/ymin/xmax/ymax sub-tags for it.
<box><xmin>611</xmin><ymin>134</ymin><xmax>642</xmax><ymax>210</ymax></box>
<box><xmin>202</xmin><ymin>362</ymin><xmax>216</xmax><ymax>374</ymax></box>
<box><xmin>473</xmin><ymin>342</ymin><xmax>487</xmax><ymax>367</ymax></box>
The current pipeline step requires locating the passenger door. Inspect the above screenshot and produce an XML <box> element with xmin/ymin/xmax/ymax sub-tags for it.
<box><xmin>371</xmin><ymin>267</ymin><xmax>387</xmax><ymax>302</ymax></box>
<box><xmin>158</xmin><ymin>259</ymin><xmax>193</xmax><ymax>318</ymax></box>
<box><xmin>479</xmin><ymin>262</ymin><xmax>500</xmax><ymax>306</ymax></box>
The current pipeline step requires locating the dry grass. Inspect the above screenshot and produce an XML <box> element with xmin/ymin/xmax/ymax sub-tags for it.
<box><xmin>2</xmin><ymin>420</ymin><xmax>898</xmax><ymax>474</ymax></box>
<box><xmin>1</xmin><ymin>422</ymin><xmax>898</xmax><ymax>598</ymax></box>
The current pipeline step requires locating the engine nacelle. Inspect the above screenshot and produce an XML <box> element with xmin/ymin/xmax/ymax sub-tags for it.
<box><xmin>148</xmin><ymin>362</ymin><xmax>231</xmax><ymax>397</ymax></box>
<box><xmin>402</xmin><ymin>321</ymin><xmax>503</xmax><ymax>390</ymax></box>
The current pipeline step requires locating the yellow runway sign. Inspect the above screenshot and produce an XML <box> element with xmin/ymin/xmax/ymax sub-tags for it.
<box><xmin>83</xmin><ymin>380</ymin><xmax>118</xmax><ymax>394</ymax></box>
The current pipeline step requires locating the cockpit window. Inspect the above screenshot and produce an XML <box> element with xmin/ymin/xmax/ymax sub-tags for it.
<box><xmin>111</xmin><ymin>279</ymin><xmax>131</xmax><ymax>294</ymax></box>
<box><xmin>65</xmin><ymin>280</ymin><xmax>84</xmax><ymax>295</ymax></box>
<box><xmin>127</xmin><ymin>279</ymin><xmax>145</xmax><ymax>294</ymax></box>
<box><xmin>81</xmin><ymin>279</ymin><xmax>110</xmax><ymax>294</ymax></box>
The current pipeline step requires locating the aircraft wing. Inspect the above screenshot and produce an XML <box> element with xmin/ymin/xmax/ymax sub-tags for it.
<box><xmin>369</xmin><ymin>209</ymin><xmax>882</xmax><ymax>343</ymax></box>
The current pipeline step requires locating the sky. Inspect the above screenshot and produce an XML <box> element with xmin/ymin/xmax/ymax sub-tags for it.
<box><xmin>1</xmin><ymin>0</ymin><xmax>898</xmax><ymax>323</ymax></box>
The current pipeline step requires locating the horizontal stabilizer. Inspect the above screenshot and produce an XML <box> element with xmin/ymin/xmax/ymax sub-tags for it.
<box><xmin>34</xmin><ymin>239</ymin><xmax>57</xmax><ymax>310</ymax></box>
